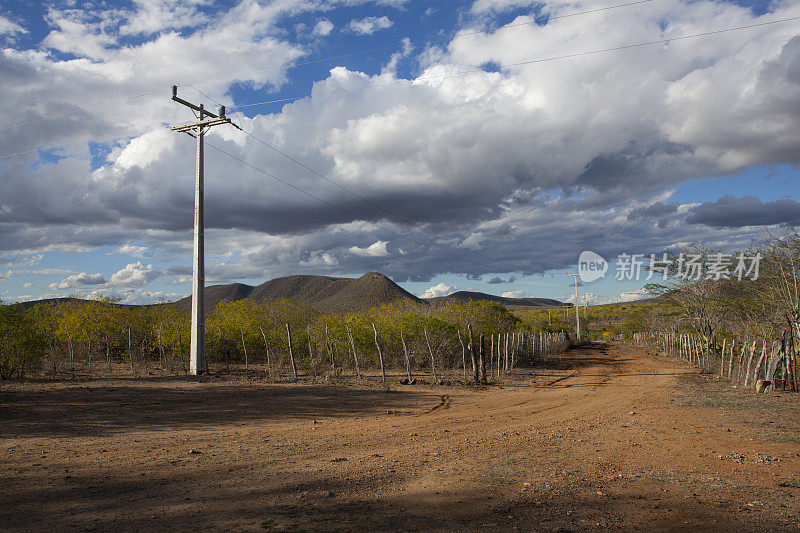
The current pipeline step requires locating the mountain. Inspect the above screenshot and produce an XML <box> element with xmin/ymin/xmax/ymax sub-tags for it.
<box><xmin>15</xmin><ymin>274</ymin><xmax>559</xmax><ymax>314</ymax></box>
<box><xmin>174</xmin><ymin>272</ymin><xmax>423</xmax><ymax>314</ymax></box>
<box><xmin>425</xmin><ymin>290</ymin><xmax>561</xmax><ymax>309</ymax></box>
<box><xmin>181</xmin><ymin>282</ymin><xmax>255</xmax><ymax>315</ymax></box>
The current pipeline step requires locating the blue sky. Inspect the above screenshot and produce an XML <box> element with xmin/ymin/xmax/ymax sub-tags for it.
<box><xmin>0</xmin><ymin>0</ymin><xmax>799</xmax><ymax>305</ymax></box>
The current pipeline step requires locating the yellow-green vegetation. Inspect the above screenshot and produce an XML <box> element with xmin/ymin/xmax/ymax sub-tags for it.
<box><xmin>0</xmin><ymin>297</ymin><xmax>565</xmax><ymax>379</ymax></box>
<box><xmin>515</xmin><ymin>299</ymin><xmax>682</xmax><ymax>340</ymax></box>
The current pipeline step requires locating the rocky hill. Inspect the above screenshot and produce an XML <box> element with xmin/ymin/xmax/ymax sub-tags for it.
<box><xmin>425</xmin><ymin>290</ymin><xmax>561</xmax><ymax>309</ymax></box>
<box><xmin>174</xmin><ymin>272</ymin><xmax>423</xmax><ymax>314</ymax></box>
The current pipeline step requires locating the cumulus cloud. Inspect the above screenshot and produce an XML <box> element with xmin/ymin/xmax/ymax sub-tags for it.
<box><xmin>109</xmin><ymin>262</ymin><xmax>160</xmax><ymax>287</ymax></box>
<box><xmin>348</xmin><ymin>240</ymin><xmax>389</xmax><ymax>257</ymax></box>
<box><xmin>0</xmin><ymin>15</ymin><xmax>25</xmax><ymax>35</ymax></box>
<box><xmin>2</xmin><ymin>0</ymin><xmax>800</xmax><ymax>300</ymax></box>
<box><xmin>48</xmin><ymin>272</ymin><xmax>106</xmax><ymax>290</ymax></box>
<box><xmin>501</xmin><ymin>289</ymin><xmax>525</xmax><ymax>298</ymax></box>
<box><xmin>618</xmin><ymin>287</ymin><xmax>650</xmax><ymax>302</ymax></box>
<box><xmin>120</xmin><ymin>0</ymin><xmax>209</xmax><ymax>35</ymax></box>
<box><xmin>299</xmin><ymin>250</ymin><xmax>339</xmax><ymax>267</ymax></box>
<box><xmin>312</xmin><ymin>19</ymin><xmax>334</xmax><ymax>36</ymax></box>
<box><xmin>420</xmin><ymin>282</ymin><xmax>457</xmax><ymax>298</ymax></box>
<box><xmin>345</xmin><ymin>15</ymin><xmax>393</xmax><ymax>35</ymax></box>
<box><xmin>576</xmin><ymin>288</ymin><xmax>651</xmax><ymax>305</ymax></box>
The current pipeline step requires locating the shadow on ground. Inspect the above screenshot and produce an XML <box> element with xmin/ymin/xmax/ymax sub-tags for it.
<box><xmin>0</xmin><ymin>383</ymin><xmax>436</xmax><ymax>438</ymax></box>
<box><xmin>0</xmin><ymin>463</ymin><xmax>779</xmax><ymax>532</ymax></box>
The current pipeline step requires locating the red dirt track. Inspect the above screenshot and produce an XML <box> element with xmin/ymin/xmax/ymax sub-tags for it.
<box><xmin>1</xmin><ymin>341</ymin><xmax>799</xmax><ymax>531</ymax></box>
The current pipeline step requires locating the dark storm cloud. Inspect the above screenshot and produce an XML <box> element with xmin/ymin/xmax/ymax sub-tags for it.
<box><xmin>2</xmin><ymin>0</ymin><xmax>800</xmax><ymax>295</ymax></box>
<box><xmin>575</xmin><ymin>142</ymin><xmax>694</xmax><ymax>193</ymax></box>
<box><xmin>685</xmin><ymin>195</ymin><xmax>800</xmax><ymax>228</ymax></box>
<box><xmin>165</xmin><ymin>265</ymin><xmax>192</xmax><ymax>275</ymax></box>
<box><xmin>486</xmin><ymin>275</ymin><xmax>516</xmax><ymax>284</ymax></box>
<box><xmin>627</xmin><ymin>202</ymin><xmax>679</xmax><ymax>220</ymax></box>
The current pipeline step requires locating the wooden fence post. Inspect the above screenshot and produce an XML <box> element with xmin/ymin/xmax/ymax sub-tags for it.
<box><xmin>467</xmin><ymin>324</ymin><xmax>479</xmax><ymax>385</ymax></box>
<box><xmin>325</xmin><ymin>323</ymin><xmax>335</xmax><ymax>371</ymax></box>
<box><xmin>479</xmin><ymin>334</ymin><xmax>487</xmax><ymax>384</ymax></box>
<box><xmin>497</xmin><ymin>333</ymin><xmax>502</xmax><ymax>377</ymax></box>
<box><xmin>743</xmin><ymin>340</ymin><xmax>756</xmax><ymax>388</ymax></box>
<box><xmin>345</xmin><ymin>325</ymin><xmax>361</xmax><ymax>380</ymax></box>
<box><xmin>727</xmin><ymin>339</ymin><xmax>735</xmax><ymax>378</ymax></box>
<box><xmin>424</xmin><ymin>327</ymin><xmax>437</xmax><ymax>383</ymax></box>
<box><xmin>372</xmin><ymin>323</ymin><xmax>386</xmax><ymax>385</ymax></box>
<box><xmin>401</xmin><ymin>330</ymin><xmax>413</xmax><ymax>383</ymax></box>
<box><xmin>306</xmin><ymin>326</ymin><xmax>317</xmax><ymax>381</ymax></box>
<box><xmin>457</xmin><ymin>329</ymin><xmax>467</xmax><ymax>383</ymax></box>
<box><xmin>490</xmin><ymin>334</ymin><xmax>495</xmax><ymax>379</ymax></box>
<box><xmin>285</xmin><ymin>322</ymin><xmax>298</xmax><ymax>380</ymax></box>
<box><xmin>259</xmin><ymin>326</ymin><xmax>271</xmax><ymax>376</ymax></box>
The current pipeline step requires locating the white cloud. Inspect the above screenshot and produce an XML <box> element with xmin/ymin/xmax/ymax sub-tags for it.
<box><xmin>109</xmin><ymin>262</ymin><xmax>160</xmax><ymax>287</ymax></box>
<box><xmin>420</xmin><ymin>282</ymin><xmax>457</xmax><ymax>298</ymax></box>
<box><xmin>618</xmin><ymin>287</ymin><xmax>650</xmax><ymax>302</ymax></box>
<box><xmin>2</xmin><ymin>0</ymin><xmax>800</xmax><ymax>298</ymax></box>
<box><xmin>3</xmin><ymin>254</ymin><xmax>43</xmax><ymax>268</ymax></box>
<box><xmin>299</xmin><ymin>250</ymin><xmax>339</xmax><ymax>266</ymax></box>
<box><xmin>470</xmin><ymin>0</ymin><xmax>534</xmax><ymax>15</ymax></box>
<box><xmin>11</xmin><ymin>268</ymin><xmax>76</xmax><ymax>276</ymax></box>
<box><xmin>48</xmin><ymin>272</ymin><xmax>106</xmax><ymax>290</ymax></box>
<box><xmin>574</xmin><ymin>288</ymin><xmax>651</xmax><ymax>305</ymax></box>
<box><xmin>345</xmin><ymin>15</ymin><xmax>393</xmax><ymax>35</ymax></box>
<box><xmin>348</xmin><ymin>240</ymin><xmax>389</xmax><ymax>257</ymax></box>
<box><xmin>113</xmin><ymin>129</ymin><xmax>173</xmax><ymax>170</ymax></box>
<box><xmin>312</xmin><ymin>20</ymin><xmax>334</xmax><ymax>36</ymax></box>
<box><xmin>501</xmin><ymin>289</ymin><xmax>525</xmax><ymax>298</ymax></box>
<box><xmin>22</xmin><ymin>282</ymin><xmax>32</xmax><ymax>289</ymax></box>
<box><xmin>0</xmin><ymin>15</ymin><xmax>26</xmax><ymax>35</ymax></box>
<box><xmin>120</xmin><ymin>0</ymin><xmax>209</xmax><ymax>35</ymax></box>
<box><xmin>116</xmin><ymin>244</ymin><xmax>148</xmax><ymax>255</ymax></box>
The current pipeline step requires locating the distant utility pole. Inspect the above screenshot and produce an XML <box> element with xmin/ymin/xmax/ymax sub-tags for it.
<box><xmin>566</xmin><ymin>272</ymin><xmax>581</xmax><ymax>341</ymax></box>
<box><xmin>170</xmin><ymin>85</ymin><xmax>238</xmax><ymax>375</ymax></box>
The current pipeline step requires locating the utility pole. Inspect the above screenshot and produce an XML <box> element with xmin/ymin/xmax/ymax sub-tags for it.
<box><xmin>566</xmin><ymin>272</ymin><xmax>581</xmax><ymax>341</ymax></box>
<box><xmin>170</xmin><ymin>85</ymin><xmax>238</xmax><ymax>375</ymax></box>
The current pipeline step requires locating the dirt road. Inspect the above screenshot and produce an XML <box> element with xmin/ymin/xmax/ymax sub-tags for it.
<box><xmin>1</xmin><ymin>342</ymin><xmax>799</xmax><ymax>531</ymax></box>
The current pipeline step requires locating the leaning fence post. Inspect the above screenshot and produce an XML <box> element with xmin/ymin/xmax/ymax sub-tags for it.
<box><xmin>467</xmin><ymin>324</ymin><xmax>479</xmax><ymax>384</ymax></box>
<box><xmin>285</xmin><ymin>323</ymin><xmax>298</xmax><ymax>380</ymax></box>
<box><xmin>424</xmin><ymin>327</ymin><xmax>437</xmax><ymax>383</ymax></box>
<box><xmin>372</xmin><ymin>323</ymin><xmax>386</xmax><ymax>385</ymax></box>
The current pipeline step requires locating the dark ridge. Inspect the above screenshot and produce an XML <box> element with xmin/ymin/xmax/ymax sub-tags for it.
<box><xmin>174</xmin><ymin>282</ymin><xmax>254</xmax><ymax>314</ymax></box>
<box><xmin>426</xmin><ymin>290</ymin><xmax>561</xmax><ymax>309</ymax></box>
<box><xmin>174</xmin><ymin>272</ymin><xmax>422</xmax><ymax>314</ymax></box>
<box><xmin>246</xmin><ymin>272</ymin><xmax>421</xmax><ymax>313</ymax></box>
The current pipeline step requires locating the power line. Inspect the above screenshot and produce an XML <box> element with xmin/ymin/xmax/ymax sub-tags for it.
<box><xmin>237</xmin><ymin>128</ymin><xmax>529</xmax><ymax>272</ymax></box>
<box><xmin>127</xmin><ymin>0</ymin><xmax>654</xmax><ymax>102</ymax></box>
<box><xmin>178</xmin><ymin>0</ymin><xmax>655</xmax><ymax>92</ymax></box>
<box><xmin>0</xmin><ymin>127</ymin><xmax>142</xmax><ymax>160</ymax></box>
<box><xmin>2</xmin><ymin>13</ymin><xmax>796</xmax><ymax>161</ymax></box>
<box><xmin>231</xmin><ymin>15</ymin><xmax>800</xmax><ymax>111</ymax></box>
<box><xmin>185</xmin><ymin>84</ymin><xmax>527</xmax><ymax>272</ymax></box>
<box><xmin>1</xmin><ymin>110</ymin><xmax>83</xmax><ymax>133</ymax></box>
<box><xmin>202</xmin><ymin>138</ymin><xmax>500</xmax><ymax>269</ymax></box>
